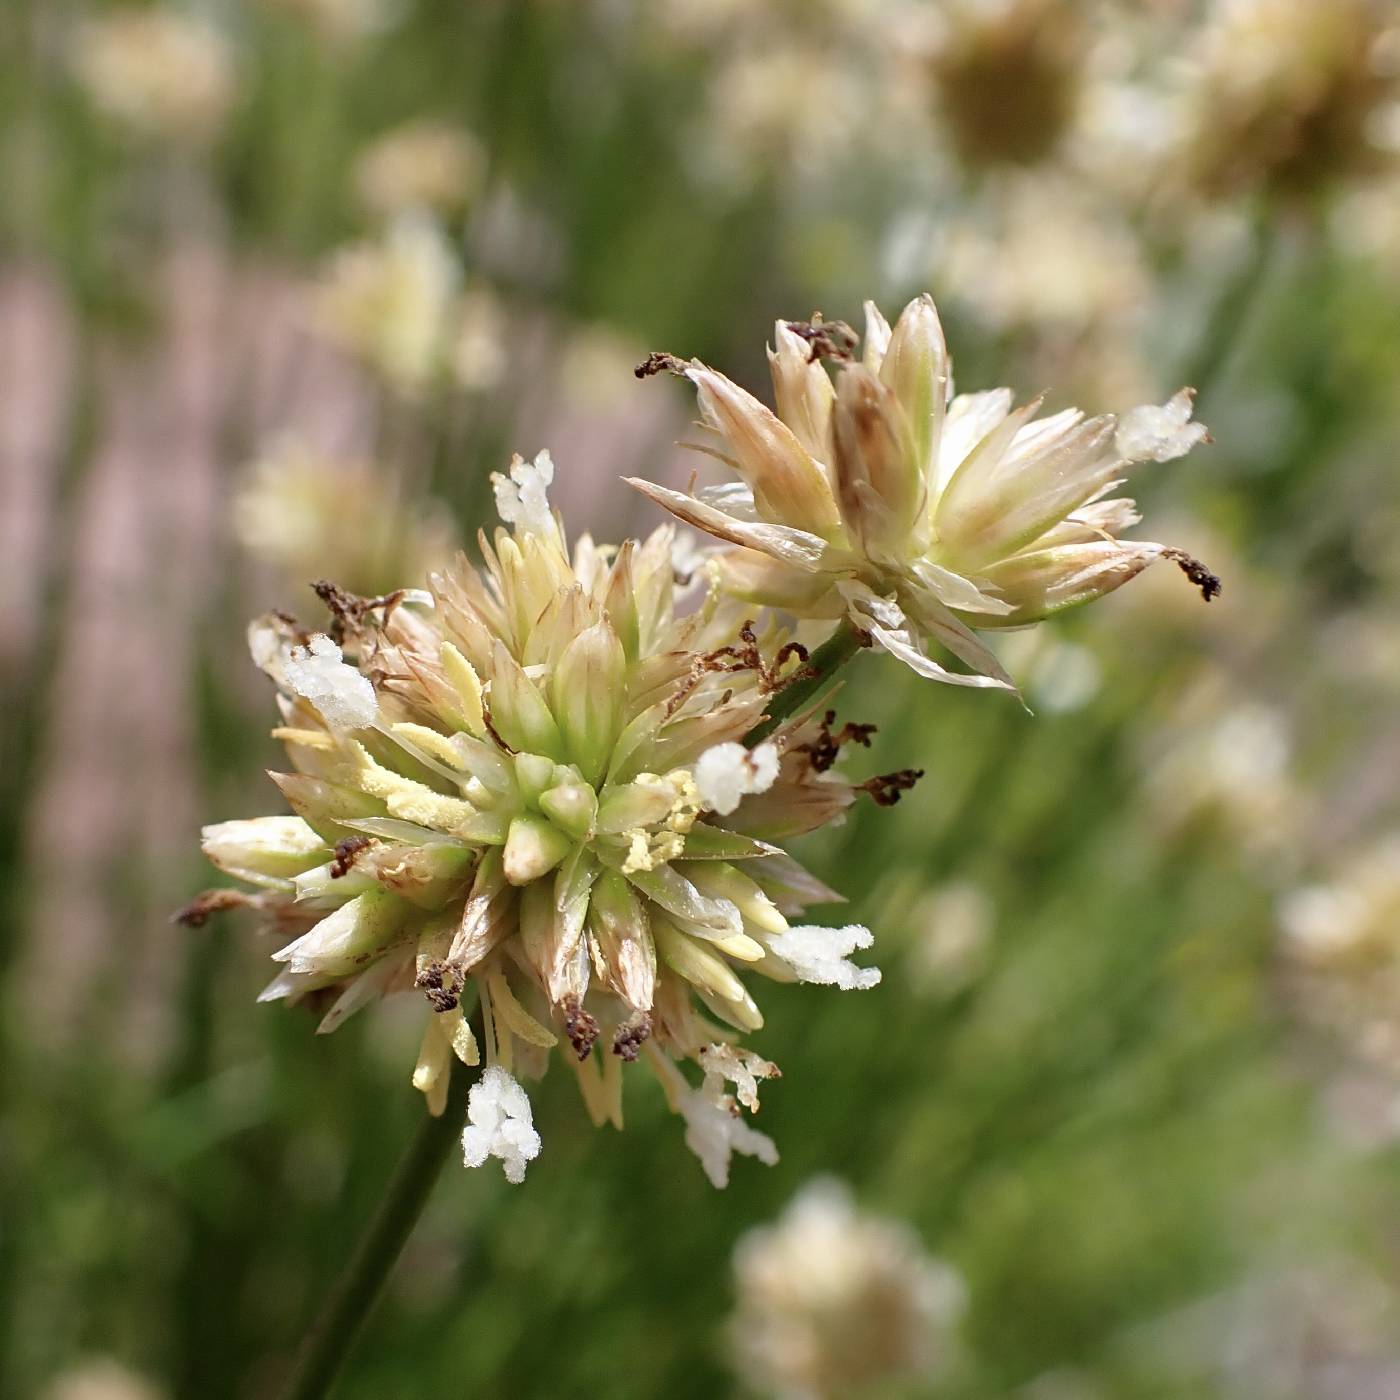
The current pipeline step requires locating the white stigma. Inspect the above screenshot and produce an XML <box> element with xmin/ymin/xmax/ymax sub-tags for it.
<box><xmin>695</xmin><ymin>741</ymin><xmax>780</xmax><ymax>816</ymax></box>
<box><xmin>461</xmin><ymin>1065</ymin><xmax>542</xmax><ymax>1184</ymax></box>
<box><xmin>491</xmin><ymin>449</ymin><xmax>556</xmax><ymax>536</ymax></box>
<box><xmin>766</xmin><ymin>924</ymin><xmax>882</xmax><ymax>990</ymax></box>
<box><xmin>1115</xmin><ymin>389</ymin><xmax>1210</xmax><ymax>464</ymax></box>
<box><xmin>283</xmin><ymin>634</ymin><xmax>379</xmax><ymax>732</ymax></box>
<box><xmin>699</xmin><ymin>1042</ymin><xmax>779</xmax><ymax>1113</ymax></box>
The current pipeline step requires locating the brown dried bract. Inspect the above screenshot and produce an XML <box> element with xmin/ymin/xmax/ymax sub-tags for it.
<box><xmin>794</xmin><ymin>708</ymin><xmax>877</xmax><ymax>774</ymax></box>
<box><xmin>860</xmin><ymin>768</ymin><xmax>925</xmax><ymax>807</ymax></box>
<box><xmin>706</xmin><ymin>622</ymin><xmax>813</xmax><ymax>692</ymax></box>
<box><xmin>666</xmin><ymin>622</ymin><xmax>813</xmax><ymax>719</ymax></box>
<box><xmin>1164</xmin><ymin>548</ymin><xmax>1222</xmax><ymax>603</ymax></box>
<box><xmin>312</xmin><ymin>578</ymin><xmax>410</xmax><ymax>643</ymax></box>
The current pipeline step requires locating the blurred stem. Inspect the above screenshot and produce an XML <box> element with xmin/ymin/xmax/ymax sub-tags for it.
<box><xmin>745</xmin><ymin>622</ymin><xmax>867</xmax><ymax>747</ymax></box>
<box><xmin>279</xmin><ymin>1052</ymin><xmax>474</xmax><ymax>1400</ymax></box>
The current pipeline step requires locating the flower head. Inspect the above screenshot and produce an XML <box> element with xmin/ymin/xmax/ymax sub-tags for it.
<box><xmin>632</xmin><ymin>294</ymin><xmax>1217</xmax><ymax>694</ymax></box>
<box><xmin>930</xmin><ymin>0</ymin><xmax>1086</xmax><ymax>171</ymax></box>
<box><xmin>74</xmin><ymin>11</ymin><xmax>235</xmax><ymax>145</ymax></box>
<box><xmin>315</xmin><ymin>216</ymin><xmax>460</xmax><ymax>394</ymax></box>
<box><xmin>354</xmin><ymin>121</ymin><xmax>485</xmax><ymax>221</ymax></box>
<box><xmin>193</xmin><ymin>452</ymin><xmax>902</xmax><ymax>1184</ymax></box>
<box><xmin>1280</xmin><ymin>834</ymin><xmax>1400</xmax><ymax>1073</ymax></box>
<box><xmin>1176</xmin><ymin>0</ymin><xmax>1400</xmax><ymax>201</ymax></box>
<box><xmin>234</xmin><ymin>437</ymin><xmax>456</xmax><ymax>597</ymax></box>
<box><xmin>729</xmin><ymin>1179</ymin><xmax>965</xmax><ymax>1399</ymax></box>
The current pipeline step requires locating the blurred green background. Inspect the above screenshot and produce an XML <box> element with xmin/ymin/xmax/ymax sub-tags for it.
<box><xmin>5</xmin><ymin>1</ymin><xmax>1400</xmax><ymax>1396</ymax></box>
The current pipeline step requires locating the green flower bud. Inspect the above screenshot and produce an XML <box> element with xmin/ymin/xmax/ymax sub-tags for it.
<box><xmin>550</xmin><ymin>619</ymin><xmax>625</xmax><ymax>786</ymax></box>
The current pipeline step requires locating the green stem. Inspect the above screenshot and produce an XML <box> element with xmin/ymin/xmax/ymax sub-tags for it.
<box><xmin>278</xmin><ymin>1061</ymin><xmax>472</xmax><ymax>1400</ymax></box>
<box><xmin>745</xmin><ymin>622</ymin><xmax>867</xmax><ymax>747</ymax></box>
<box><xmin>277</xmin><ymin>623</ymin><xmax>865</xmax><ymax>1397</ymax></box>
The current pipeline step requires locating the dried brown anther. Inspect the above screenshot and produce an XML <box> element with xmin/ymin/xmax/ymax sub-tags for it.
<box><xmin>860</xmin><ymin>768</ymin><xmax>925</xmax><ymax>807</ymax></box>
<box><xmin>794</xmin><ymin>709</ymin><xmax>877</xmax><ymax>774</ymax></box>
<box><xmin>565</xmin><ymin>999</ymin><xmax>601</xmax><ymax>1061</ymax></box>
<box><xmin>785</xmin><ymin>315</ymin><xmax>859</xmax><ymax>364</ymax></box>
<box><xmin>330</xmin><ymin>835</ymin><xmax>372</xmax><ymax>878</ymax></box>
<box><xmin>1163</xmin><ymin>548</ymin><xmax>1222</xmax><ymax>603</ymax></box>
<box><xmin>612</xmin><ymin>1013</ymin><xmax>653</xmax><ymax>1062</ymax></box>
<box><xmin>172</xmin><ymin>888</ymin><xmax>264</xmax><ymax>927</ymax></box>
<box><xmin>415</xmin><ymin>959</ymin><xmax>461</xmax><ymax>1013</ymax></box>
<box><xmin>634</xmin><ymin>351</ymin><xmax>688</xmax><ymax>379</ymax></box>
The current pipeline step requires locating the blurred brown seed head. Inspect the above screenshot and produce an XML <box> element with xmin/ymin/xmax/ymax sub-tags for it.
<box><xmin>1181</xmin><ymin>0</ymin><xmax>1400</xmax><ymax>201</ymax></box>
<box><xmin>932</xmin><ymin>0</ymin><xmax>1086</xmax><ymax>170</ymax></box>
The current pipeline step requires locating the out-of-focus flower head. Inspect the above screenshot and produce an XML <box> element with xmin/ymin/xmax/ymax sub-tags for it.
<box><xmin>656</xmin><ymin>0</ymin><xmax>926</xmax><ymax>193</ymax></box>
<box><xmin>450</xmin><ymin>282</ymin><xmax>509</xmax><ymax>393</ymax></box>
<box><xmin>559</xmin><ymin>323</ymin><xmax>649</xmax><ymax>411</ymax></box>
<box><xmin>354</xmin><ymin>121</ymin><xmax>485</xmax><ymax>221</ymax></box>
<box><xmin>1334</xmin><ymin>175</ymin><xmax>1400</xmax><ymax>283</ymax></box>
<box><xmin>1280</xmin><ymin>834</ymin><xmax>1400</xmax><ymax>1073</ymax></box>
<box><xmin>315</xmin><ymin>215</ymin><xmax>460</xmax><ymax>394</ymax></box>
<box><xmin>927</xmin><ymin>171</ymin><xmax>1156</xmax><ymax>402</ymax></box>
<box><xmin>40</xmin><ymin>1358</ymin><xmax>164</xmax><ymax>1400</ymax></box>
<box><xmin>1140</xmin><ymin>682</ymin><xmax>1303</xmax><ymax>865</ymax></box>
<box><xmin>907</xmin><ymin>878</ymin><xmax>996</xmax><ymax>996</ymax></box>
<box><xmin>262</xmin><ymin>0</ymin><xmax>395</xmax><ymax>45</ymax></box>
<box><xmin>1127</xmin><ymin>1257</ymin><xmax>1400</xmax><ymax>1397</ymax></box>
<box><xmin>1175</xmin><ymin>0</ymin><xmax>1400</xmax><ymax>202</ymax></box>
<box><xmin>631</xmin><ymin>294</ymin><xmax>1216</xmax><ymax>695</ymax></box>
<box><xmin>234</xmin><ymin>438</ymin><xmax>456</xmax><ymax>598</ymax></box>
<box><xmin>729</xmin><ymin>1178</ymin><xmax>965</xmax><ymax>1399</ymax></box>
<box><xmin>73</xmin><ymin>11</ymin><xmax>235</xmax><ymax>146</ymax></box>
<box><xmin>928</xmin><ymin>0</ymin><xmax>1087</xmax><ymax>170</ymax></box>
<box><xmin>193</xmin><ymin>453</ymin><xmax>911</xmax><ymax>1186</ymax></box>
<box><xmin>699</xmin><ymin>41</ymin><xmax>870</xmax><ymax>189</ymax></box>
<box><xmin>934</xmin><ymin>175</ymin><xmax>1149</xmax><ymax>337</ymax></box>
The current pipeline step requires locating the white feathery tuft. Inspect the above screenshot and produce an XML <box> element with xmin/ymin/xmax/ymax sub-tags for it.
<box><xmin>461</xmin><ymin>1065</ymin><xmax>542</xmax><ymax>1184</ymax></box>
<box><xmin>695</xmin><ymin>741</ymin><xmax>780</xmax><ymax>816</ymax></box>
<box><xmin>766</xmin><ymin>924</ymin><xmax>882</xmax><ymax>990</ymax></box>
<box><xmin>283</xmin><ymin>634</ymin><xmax>378</xmax><ymax>731</ymax></box>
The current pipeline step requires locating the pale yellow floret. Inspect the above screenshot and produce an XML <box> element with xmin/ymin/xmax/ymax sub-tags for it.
<box><xmin>352</xmin><ymin>742</ymin><xmax>479</xmax><ymax>833</ymax></box>
<box><xmin>486</xmin><ymin>970</ymin><xmax>559</xmax><ymax>1048</ymax></box>
<box><xmin>412</xmin><ymin>1016</ymin><xmax>452</xmax><ymax>1116</ymax></box>
<box><xmin>439</xmin><ymin>642</ymin><xmax>487</xmax><ymax>735</ymax></box>
<box><xmin>391</xmin><ymin>722</ymin><xmax>470</xmax><ymax>773</ymax></box>
<box><xmin>710</xmin><ymin>931</ymin><xmax>767</xmax><ymax>962</ymax></box>
<box><xmin>271</xmin><ymin>726</ymin><xmax>338</xmax><ymax>751</ymax></box>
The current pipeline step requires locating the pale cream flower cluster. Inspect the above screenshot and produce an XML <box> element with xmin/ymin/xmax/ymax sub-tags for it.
<box><xmin>73</xmin><ymin>11</ymin><xmax>236</xmax><ymax>146</ymax></box>
<box><xmin>199</xmin><ymin>289</ymin><xmax>1218</xmax><ymax>1187</ymax></box>
<box><xmin>354</xmin><ymin>121</ymin><xmax>485</xmax><ymax>221</ymax></box>
<box><xmin>1281</xmin><ymin>835</ymin><xmax>1400</xmax><ymax>1073</ymax></box>
<box><xmin>631</xmin><ymin>293</ymin><xmax>1215</xmax><ymax>696</ymax></box>
<box><xmin>1173</xmin><ymin>0</ymin><xmax>1400</xmax><ymax>201</ymax></box>
<box><xmin>314</xmin><ymin>216</ymin><xmax>507</xmax><ymax>396</ymax></box>
<box><xmin>234</xmin><ymin>437</ymin><xmax>455</xmax><ymax>597</ymax></box>
<box><xmin>729</xmin><ymin>1179</ymin><xmax>965</xmax><ymax>1399</ymax></box>
<box><xmin>196</xmin><ymin>453</ymin><xmax>905</xmax><ymax>1186</ymax></box>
